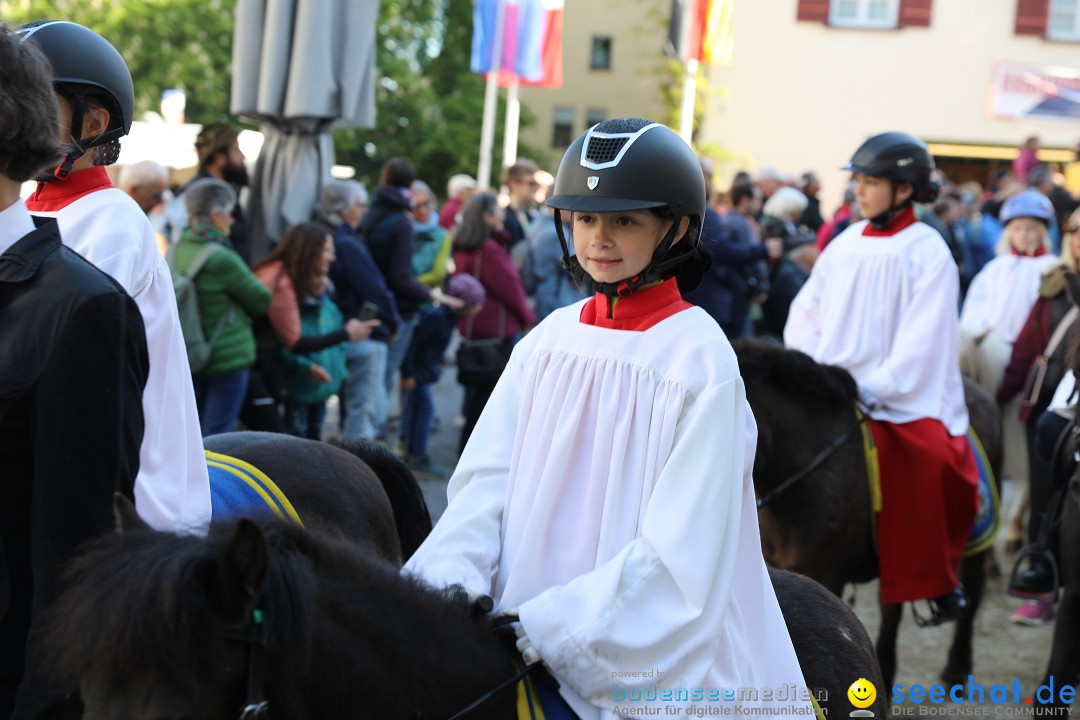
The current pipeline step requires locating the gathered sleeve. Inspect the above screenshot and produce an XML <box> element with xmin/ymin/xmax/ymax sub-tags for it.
<box><xmin>516</xmin><ymin>377</ymin><xmax>750</xmax><ymax>705</ymax></box>
<box><xmin>859</xmin><ymin>251</ymin><xmax>960</xmax><ymax>405</ymax></box>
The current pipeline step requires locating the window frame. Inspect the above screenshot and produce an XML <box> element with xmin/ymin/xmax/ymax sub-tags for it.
<box><xmin>828</xmin><ymin>0</ymin><xmax>900</xmax><ymax>29</ymax></box>
<box><xmin>589</xmin><ymin>36</ymin><xmax>612</xmax><ymax>71</ymax></box>
<box><xmin>1047</xmin><ymin>0</ymin><xmax>1080</xmax><ymax>41</ymax></box>
<box><xmin>551</xmin><ymin>106</ymin><xmax>575</xmax><ymax>149</ymax></box>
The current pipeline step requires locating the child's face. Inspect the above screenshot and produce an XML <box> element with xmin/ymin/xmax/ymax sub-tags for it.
<box><xmin>571</xmin><ymin>210</ymin><xmax>685</xmax><ymax>285</ymax></box>
<box><xmin>1006</xmin><ymin>217</ymin><xmax>1045</xmax><ymax>255</ymax></box>
<box><xmin>854</xmin><ymin>173</ymin><xmax>911</xmax><ymax>220</ymax></box>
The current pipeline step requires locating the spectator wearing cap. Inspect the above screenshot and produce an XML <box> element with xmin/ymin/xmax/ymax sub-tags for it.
<box><xmin>439</xmin><ymin>173</ymin><xmax>476</xmax><ymax>231</ymax></box>
<box><xmin>399</xmin><ymin>274</ymin><xmax>486</xmax><ymax>475</ymax></box>
<box><xmin>165</xmin><ymin>121</ymin><xmax>251</xmax><ymax>262</ymax></box>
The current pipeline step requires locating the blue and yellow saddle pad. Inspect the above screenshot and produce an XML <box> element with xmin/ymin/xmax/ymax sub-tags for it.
<box><xmin>861</xmin><ymin>416</ymin><xmax>999</xmax><ymax>557</ymax></box>
<box><xmin>206</xmin><ymin>450</ymin><xmax>304</xmax><ymax>528</ymax></box>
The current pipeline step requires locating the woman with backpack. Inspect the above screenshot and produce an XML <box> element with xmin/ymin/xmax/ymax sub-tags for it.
<box><xmin>170</xmin><ymin>178</ymin><xmax>271</xmax><ymax>436</ymax></box>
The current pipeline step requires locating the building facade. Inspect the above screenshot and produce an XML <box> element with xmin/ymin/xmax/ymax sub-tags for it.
<box><xmin>518</xmin><ymin>0</ymin><xmax>671</xmax><ymax>169</ymax></box>
<box><xmin>702</xmin><ymin>0</ymin><xmax>1080</xmax><ymax>208</ymax></box>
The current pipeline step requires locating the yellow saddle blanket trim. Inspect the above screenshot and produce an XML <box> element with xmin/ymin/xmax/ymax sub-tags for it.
<box><xmin>516</xmin><ymin>675</ymin><xmax>547</xmax><ymax>720</ymax></box>
<box><xmin>205</xmin><ymin>450</ymin><xmax>305</xmax><ymax>528</ymax></box>
<box><xmin>857</xmin><ymin>406</ymin><xmax>882</xmax><ymax>553</ymax></box>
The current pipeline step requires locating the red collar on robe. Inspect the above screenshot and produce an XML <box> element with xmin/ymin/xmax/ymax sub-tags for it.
<box><xmin>26</xmin><ymin>166</ymin><xmax>113</xmax><ymax>212</ymax></box>
<box><xmin>862</xmin><ymin>205</ymin><xmax>917</xmax><ymax>237</ymax></box>
<box><xmin>579</xmin><ymin>277</ymin><xmax>691</xmax><ymax>331</ymax></box>
<box><xmin>1010</xmin><ymin>244</ymin><xmax>1048</xmax><ymax>258</ymax></box>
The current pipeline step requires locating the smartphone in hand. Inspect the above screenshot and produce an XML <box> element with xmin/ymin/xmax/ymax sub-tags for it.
<box><xmin>357</xmin><ymin>301</ymin><xmax>380</xmax><ymax>322</ymax></box>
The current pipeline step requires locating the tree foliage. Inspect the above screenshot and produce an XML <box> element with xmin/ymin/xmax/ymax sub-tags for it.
<box><xmin>0</xmin><ymin>0</ymin><xmax>540</xmax><ymax>196</ymax></box>
<box><xmin>1</xmin><ymin>0</ymin><xmax>235</xmax><ymax>125</ymax></box>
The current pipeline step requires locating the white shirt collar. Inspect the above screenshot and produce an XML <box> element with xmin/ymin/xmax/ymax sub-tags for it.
<box><xmin>0</xmin><ymin>199</ymin><xmax>37</xmax><ymax>258</ymax></box>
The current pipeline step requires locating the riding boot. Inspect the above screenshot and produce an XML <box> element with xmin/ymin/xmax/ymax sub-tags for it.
<box><xmin>916</xmin><ymin>585</ymin><xmax>969</xmax><ymax>626</ymax></box>
<box><xmin>1008</xmin><ymin>552</ymin><xmax>1057</xmax><ymax>598</ymax></box>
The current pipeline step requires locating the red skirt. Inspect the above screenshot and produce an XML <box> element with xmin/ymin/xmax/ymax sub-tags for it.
<box><xmin>868</xmin><ymin>418</ymin><xmax>979</xmax><ymax>605</ymax></box>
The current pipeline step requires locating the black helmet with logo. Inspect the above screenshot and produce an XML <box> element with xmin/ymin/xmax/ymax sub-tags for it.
<box><xmin>546</xmin><ymin>118</ymin><xmax>708</xmax><ymax>296</ymax></box>
<box><xmin>843</xmin><ymin>131</ymin><xmax>938</xmax><ymax>204</ymax></box>
<box><xmin>16</xmin><ymin>21</ymin><xmax>134</xmax><ymax>178</ymax></box>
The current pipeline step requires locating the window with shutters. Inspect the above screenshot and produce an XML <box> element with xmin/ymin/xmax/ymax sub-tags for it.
<box><xmin>1048</xmin><ymin>0</ymin><xmax>1080</xmax><ymax>40</ymax></box>
<box><xmin>829</xmin><ymin>0</ymin><xmax>900</xmax><ymax>28</ymax></box>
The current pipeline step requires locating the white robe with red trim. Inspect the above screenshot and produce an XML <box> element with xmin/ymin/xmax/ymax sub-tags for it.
<box><xmin>29</xmin><ymin>183</ymin><xmax>211</xmax><ymax>533</ymax></box>
<box><xmin>784</xmin><ymin>218</ymin><xmax>970</xmax><ymax>436</ymax></box>
<box><xmin>405</xmin><ymin>301</ymin><xmax>811</xmax><ymax>720</ymax></box>
<box><xmin>960</xmin><ymin>253</ymin><xmax>1059</xmax><ymax>344</ymax></box>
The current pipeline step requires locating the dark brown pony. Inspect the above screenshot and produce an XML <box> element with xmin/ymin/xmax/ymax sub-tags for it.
<box><xmin>44</xmin><ymin>506</ymin><xmax>884</xmax><ymax>720</ymax></box>
<box><xmin>733</xmin><ymin>339</ymin><xmax>1003</xmax><ymax>693</ymax></box>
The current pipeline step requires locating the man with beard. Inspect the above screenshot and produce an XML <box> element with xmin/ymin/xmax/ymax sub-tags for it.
<box><xmin>19</xmin><ymin>20</ymin><xmax>211</xmax><ymax>535</ymax></box>
<box><xmin>166</xmin><ymin>122</ymin><xmax>252</xmax><ymax>263</ymax></box>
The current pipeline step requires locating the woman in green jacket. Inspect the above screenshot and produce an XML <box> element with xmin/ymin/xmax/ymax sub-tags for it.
<box><xmin>172</xmin><ymin>177</ymin><xmax>271</xmax><ymax>435</ymax></box>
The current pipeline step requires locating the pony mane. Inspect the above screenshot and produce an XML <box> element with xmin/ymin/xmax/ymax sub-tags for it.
<box><xmin>329</xmin><ymin>436</ymin><xmax>434</xmax><ymax>558</ymax></box>
<box><xmin>732</xmin><ymin>338</ymin><xmax>858</xmax><ymax>408</ymax></box>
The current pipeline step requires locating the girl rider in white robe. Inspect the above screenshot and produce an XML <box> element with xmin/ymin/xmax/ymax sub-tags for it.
<box><xmin>405</xmin><ymin>119</ymin><xmax>811</xmax><ymax>720</ymax></box>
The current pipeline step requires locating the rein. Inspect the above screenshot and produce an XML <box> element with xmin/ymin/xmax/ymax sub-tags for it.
<box><xmin>220</xmin><ymin>605</ymin><xmax>270</xmax><ymax>720</ymax></box>
<box><xmin>757</xmin><ymin>405</ymin><xmax>871</xmax><ymax>509</ymax></box>
<box><xmin>444</xmin><ymin>662</ymin><xmax>542</xmax><ymax>720</ymax></box>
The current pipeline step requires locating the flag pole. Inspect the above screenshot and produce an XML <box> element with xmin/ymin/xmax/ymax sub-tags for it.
<box><xmin>678</xmin><ymin>0</ymin><xmax>698</xmax><ymax>143</ymax></box>
<box><xmin>502</xmin><ymin>75</ymin><xmax>521</xmax><ymax>170</ymax></box>
<box><xmin>478</xmin><ymin>0</ymin><xmax>506</xmax><ymax>190</ymax></box>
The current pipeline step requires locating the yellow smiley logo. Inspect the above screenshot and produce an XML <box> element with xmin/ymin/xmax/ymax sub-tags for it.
<box><xmin>847</xmin><ymin>678</ymin><xmax>877</xmax><ymax>709</ymax></box>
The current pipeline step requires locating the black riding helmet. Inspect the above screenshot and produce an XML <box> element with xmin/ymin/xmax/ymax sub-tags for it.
<box><xmin>546</xmin><ymin>118</ymin><xmax>709</xmax><ymax>296</ymax></box>
<box><xmin>843</xmin><ymin>131</ymin><xmax>939</xmax><ymax>230</ymax></box>
<box><xmin>15</xmin><ymin>21</ymin><xmax>135</xmax><ymax>179</ymax></box>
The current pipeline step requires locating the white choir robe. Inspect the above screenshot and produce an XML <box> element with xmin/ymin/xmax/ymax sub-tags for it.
<box><xmin>32</xmin><ymin>184</ymin><xmax>211</xmax><ymax>533</ymax></box>
<box><xmin>960</xmin><ymin>254</ymin><xmax>1059</xmax><ymax>344</ymax></box>
<box><xmin>784</xmin><ymin>219</ymin><xmax>969</xmax><ymax>436</ymax></box>
<box><xmin>405</xmin><ymin>301</ymin><xmax>812</xmax><ymax>720</ymax></box>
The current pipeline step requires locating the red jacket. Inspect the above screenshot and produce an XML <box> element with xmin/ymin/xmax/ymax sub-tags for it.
<box><xmin>454</xmin><ymin>238</ymin><xmax>536</xmax><ymax>339</ymax></box>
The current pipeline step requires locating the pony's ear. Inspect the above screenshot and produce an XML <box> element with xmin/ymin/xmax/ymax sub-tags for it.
<box><xmin>113</xmin><ymin>492</ymin><xmax>150</xmax><ymax>532</ymax></box>
<box><xmin>1065</xmin><ymin>272</ymin><xmax>1080</xmax><ymax>308</ymax></box>
<box><xmin>215</xmin><ymin>519</ymin><xmax>269</xmax><ymax>621</ymax></box>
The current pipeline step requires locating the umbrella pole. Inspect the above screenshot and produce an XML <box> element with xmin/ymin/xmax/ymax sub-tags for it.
<box><xmin>477</xmin><ymin>0</ymin><xmax>507</xmax><ymax>189</ymax></box>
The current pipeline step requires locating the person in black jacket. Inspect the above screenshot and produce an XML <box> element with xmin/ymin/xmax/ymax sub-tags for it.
<box><xmin>0</xmin><ymin>27</ymin><xmax>149</xmax><ymax>718</ymax></box>
<box><xmin>684</xmin><ymin>166</ymin><xmax>782</xmax><ymax>339</ymax></box>
<box><xmin>361</xmin><ymin>158</ymin><xmax>462</xmax><ymax>437</ymax></box>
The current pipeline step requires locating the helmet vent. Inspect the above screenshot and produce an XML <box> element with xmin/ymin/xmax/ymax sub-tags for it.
<box><xmin>586</xmin><ymin>136</ymin><xmax>629</xmax><ymax>165</ymax></box>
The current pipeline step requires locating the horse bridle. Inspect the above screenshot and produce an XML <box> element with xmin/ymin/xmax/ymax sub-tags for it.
<box><xmin>219</xmin><ymin>604</ymin><xmax>270</xmax><ymax>720</ymax></box>
<box><xmin>756</xmin><ymin>405</ymin><xmax>870</xmax><ymax>509</ymax></box>
<box><xmin>443</xmin><ymin>662</ymin><xmax>543</xmax><ymax>720</ymax></box>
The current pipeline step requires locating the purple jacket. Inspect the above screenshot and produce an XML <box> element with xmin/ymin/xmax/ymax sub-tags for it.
<box><xmin>454</xmin><ymin>238</ymin><xmax>536</xmax><ymax>339</ymax></box>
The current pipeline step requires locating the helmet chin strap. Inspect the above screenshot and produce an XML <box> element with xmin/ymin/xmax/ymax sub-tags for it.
<box><xmin>553</xmin><ymin>209</ymin><xmax>693</xmax><ymax>298</ymax></box>
<box><xmin>868</xmin><ymin>183</ymin><xmax>912</xmax><ymax>231</ymax></box>
<box><xmin>45</xmin><ymin>95</ymin><xmax>124</xmax><ymax>181</ymax></box>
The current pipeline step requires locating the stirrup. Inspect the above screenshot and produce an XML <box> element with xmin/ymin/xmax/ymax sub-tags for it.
<box><xmin>1007</xmin><ymin>546</ymin><xmax>1061</xmax><ymax>604</ymax></box>
<box><xmin>911</xmin><ymin>588</ymin><xmax>968</xmax><ymax>628</ymax></box>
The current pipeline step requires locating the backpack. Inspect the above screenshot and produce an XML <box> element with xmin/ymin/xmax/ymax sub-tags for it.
<box><xmin>167</xmin><ymin>243</ymin><xmax>234</xmax><ymax>373</ymax></box>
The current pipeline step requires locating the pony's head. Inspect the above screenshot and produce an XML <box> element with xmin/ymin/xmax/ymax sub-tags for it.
<box><xmin>45</xmin><ymin>497</ymin><xmax>314</xmax><ymax>720</ymax></box>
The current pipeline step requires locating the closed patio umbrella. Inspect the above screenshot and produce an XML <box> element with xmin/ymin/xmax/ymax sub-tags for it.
<box><xmin>231</xmin><ymin>0</ymin><xmax>378</xmax><ymax>259</ymax></box>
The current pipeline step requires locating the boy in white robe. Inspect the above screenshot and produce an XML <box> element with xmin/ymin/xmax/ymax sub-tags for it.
<box><xmin>785</xmin><ymin>132</ymin><xmax>978</xmax><ymax>623</ymax></box>
<box><xmin>406</xmin><ymin>119</ymin><xmax>812</xmax><ymax>720</ymax></box>
<box><xmin>17</xmin><ymin>21</ymin><xmax>210</xmax><ymax>533</ymax></box>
